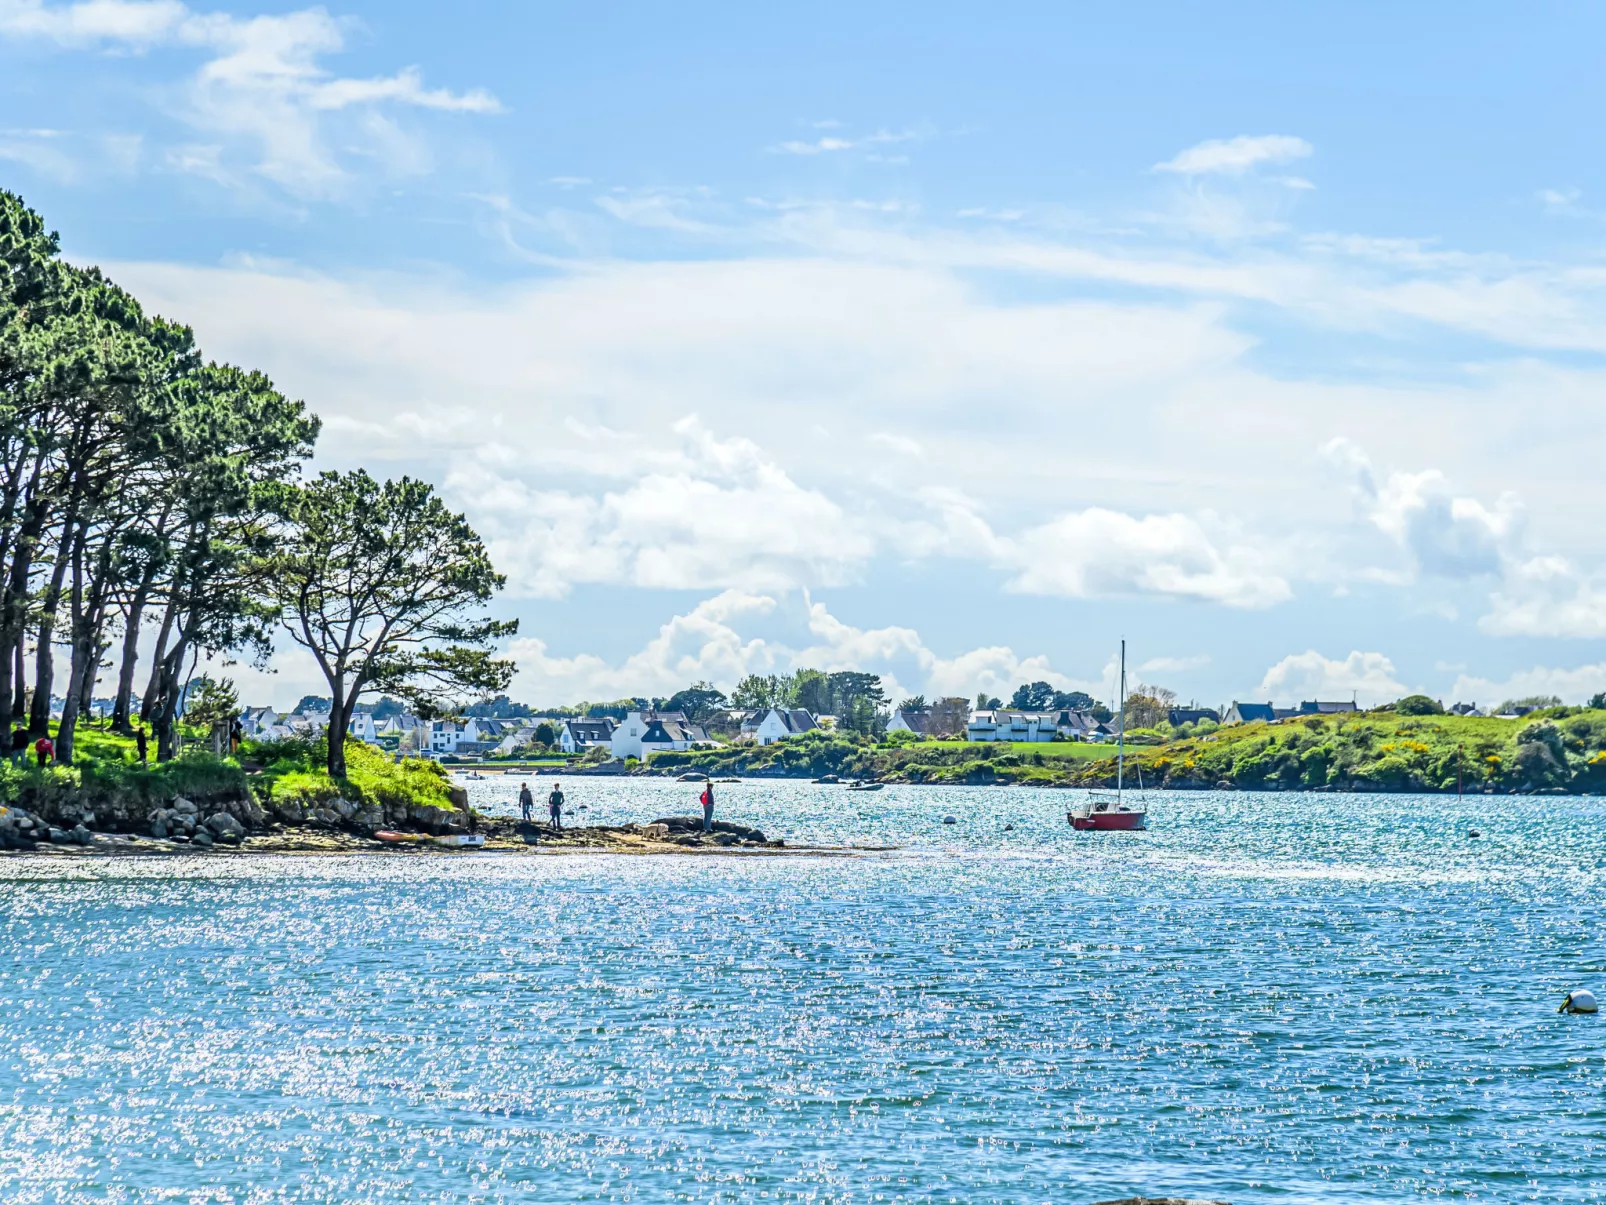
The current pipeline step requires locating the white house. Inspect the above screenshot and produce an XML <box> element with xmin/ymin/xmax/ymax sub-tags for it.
<box><xmin>240</xmin><ymin>706</ymin><xmax>279</xmax><ymax>737</ymax></box>
<box><xmin>425</xmin><ymin>718</ymin><xmax>492</xmax><ymax>756</ymax></box>
<box><xmin>347</xmin><ymin>711</ymin><xmax>378</xmax><ymax>743</ymax></box>
<box><xmin>559</xmin><ymin>717</ymin><xmax>616</xmax><ymax>754</ymax></box>
<box><xmin>966</xmin><ymin>710</ymin><xmax>1059</xmax><ymax>742</ymax></box>
<box><xmin>887</xmin><ymin>709</ymin><xmax>933</xmax><ymax>737</ymax></box>
<box><xmin>611</xmin><ymin>710</ymin><xmax>711</xmax><ymax>759</ymax></box>
<box><xmin>749</xmin><ymin>707</ymin><xmax>818</xmax><ymax>746</ymax></box>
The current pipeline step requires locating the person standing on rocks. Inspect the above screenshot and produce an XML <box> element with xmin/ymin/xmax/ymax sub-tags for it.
<box><xmin>519</xmin><ymin>782</ymin><xmax>534</xmax><ymax>822</ymax></box>
<box><xmin>700</xmin><ymin>777</ymin><xmax>714</xmax><ymax>832</ymax></box>
<box><xmin>548</xmin><ymin>782</ymin><xmax>564</xmax><ymax>830</ymax></box>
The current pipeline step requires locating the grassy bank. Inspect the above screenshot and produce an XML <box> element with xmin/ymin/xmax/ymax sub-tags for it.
<box><xmin>647</xmin><ymin>707</ymin><xmax>1606</xmax><ymax>793</ymax></box>
<box><xmin>246</xmin><ymin>736</ymin><xmax>461</xmax><ymax>813</ymax></box>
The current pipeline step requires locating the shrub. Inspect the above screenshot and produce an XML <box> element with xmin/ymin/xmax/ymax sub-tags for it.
<box><xmin>1395</xmin><ymin>695</ymin><xmax>1444</xmax><ymax>716</ymax></box>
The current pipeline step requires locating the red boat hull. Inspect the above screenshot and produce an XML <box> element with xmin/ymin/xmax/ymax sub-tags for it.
<box><xmin>1070</xmin><ymin>811</ymin><xmax>1146</xmax><ymax>831</ymax></box>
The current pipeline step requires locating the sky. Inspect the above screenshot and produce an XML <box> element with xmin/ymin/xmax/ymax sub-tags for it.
<box><xmin>5</xmin><ymin>0</ymin><xmax>1606</xmax><ymax>712</ymax></box>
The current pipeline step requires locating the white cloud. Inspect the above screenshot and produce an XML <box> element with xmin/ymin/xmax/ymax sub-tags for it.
<box><xmin>1257</xmin><ymin>650</ymin><xmax>1406</xmax><ymax>707</ymax></box>
<box><xmin>770</xmin><ymin>128</ymin><xmax>920</xmax><ymax>156</ymax></box>
<box><xmin>1154</xmin><ymin>134</ymin><xmax>1312</xmax><ymax>176</ymax></box>
<box><xmin>1137</xmin><ymin>654</ymin><xmax>1211</xmax><ymax>674</ymax></box>
<box><xmin>507</xmin><ymin>590</ymin><xmax>1095</xmax><ymax>707</ymax></box>
<box><xmin>1480</xmin><ymin>556</ymin><xmax>1606</xmax><ymax>638</ymax></box>
<box><xmin>1325</xmin><ymin>438</ymin><xmax>1522</xmax><ymax>579</ymax></box>
<box><xmin>1008</xmin><ymin>509</ymin><xmax>1290</xmax><ymax>608</ymax></box>
<box><xmin>455</xmin><ymin>419</ymin><xmax>878</xmax><ymax>599</ymax></box>
<box><xmin>1449</xmin><ymin>662</ymin><xmax>1606</xmax><ymax>708</ymax></box>
<box><xmin>0</xmin><ymin>0</ymin><xmax>498</xmax><ymax>198</ymax></box>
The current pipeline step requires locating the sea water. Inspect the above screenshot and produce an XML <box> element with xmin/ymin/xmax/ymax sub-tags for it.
<box><xmin>2</xmin><ymin>779</ymin><xmax>1604</xmax><ymax>1203</ymax></box>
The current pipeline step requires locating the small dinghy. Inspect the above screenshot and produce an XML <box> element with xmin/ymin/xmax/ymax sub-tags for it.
<box><xmin>847</xmin><ymin>781</ymin><xmax>884</xmax><ymax>792</ymax></box>
<box><xmin>432</xmin><ymin>833</ymin><xmax>485</xmax><ymax>848</ymax></box>
<box><xmin>375</xmin><ymin>830</ymin><xmax>424</xmax><ymax>844</ymax></box>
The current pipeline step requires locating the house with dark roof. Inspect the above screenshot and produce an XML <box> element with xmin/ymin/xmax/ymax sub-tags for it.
<box><xmin>610</xmin><ymin>710</ymin><xmax>710</xmax><ymax>759</ymax></box>
<box><xmin>559</xmin><ymin>717</ymin><xmax>617</xmax><ymax>754</ymax></box>
<box><xmin>887</xmin><ymin>709</ymin><xmax>934</xmax><ymax>737</ymax></box>
<box><xmin>1299</xmin><ymin>700</ymin><xmax>1358</xmax><ymax>715</ymax></box>
<box><xmin>1167</xmin><ymin>707</ymin><xmax>1220</xmax><ymax>727</ymax></box>
<box><xmin>1223</xmin><ymin>701</ymin><xmax>1277</xmax><ymax>725</ymax></box>
<box><xmin>750</xmin><ymin>707</ymin><xmax>818</xmax><ymax>745</ymax></box>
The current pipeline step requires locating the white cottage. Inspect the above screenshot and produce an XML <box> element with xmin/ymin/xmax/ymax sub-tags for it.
<box><xmin>749</xmin><ymin>707</ymin><xmax>818</xmax><ymax>746</ymax></box>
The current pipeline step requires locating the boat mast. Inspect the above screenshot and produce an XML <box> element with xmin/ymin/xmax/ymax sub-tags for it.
<box><xmin>1116</xmin><ymin>638</ymin><xmax>1125</xmax><ymax>802</ymax></box>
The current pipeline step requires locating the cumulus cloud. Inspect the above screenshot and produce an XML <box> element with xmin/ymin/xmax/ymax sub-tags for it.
<box><xmin>455</xmin><ymin>419</ymin><xmax>878</xmax><ymax>599</ymax></box>
<box><xmin>1007</xmin><ymin>509</ymin><xmax>1291</xmax><ymax>608</ymax></box>
<box><xmin>1325</xmin><ymin>438</ymin><xmax>1522</xmax><ymax>579</ymax></box>
<box><xmin>1450</xmin><ymin>661</ymin><xmax>1606</xmax><ymax>708</ymax></box>
<box><xmin>1153</xmin><ymin>134</ymin><xmax>1312</xmax><ymax>176</ymax></box>
<box><xmin>0</xmin><ymin>0</ymin><xmax>498</xmax><ymax>198</ymax></box>
<box><xmin>1257</xmin><ymin>650</ymin><xmax>1407</xmax><ymax>707</ymax></box>
<box><xmin>508</xmin><ymin>590</ymin><xmax>1097</xmax><ymax>707</ymax></box>
<box><xmin>1480</xmin><ymin>556</ymin><xmax>1606</xmax><ymax>638</ymax></box>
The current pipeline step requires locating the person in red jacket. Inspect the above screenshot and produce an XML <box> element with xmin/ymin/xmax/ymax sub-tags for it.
<box><xmin>34</xmin><ymin>735</ymin><xmax>53</xmax><ymax>768</ymax></box>
<box><xmin>699</xmin><ymin>777</ymin><xmax>714</xmax><ymax>832</ymax></box>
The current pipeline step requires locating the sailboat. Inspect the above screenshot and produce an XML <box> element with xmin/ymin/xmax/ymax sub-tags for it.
<box><xmin>1068</xmin><ymin>639</ymin><xmax>1148</xmax><ymax>832</ymax></box>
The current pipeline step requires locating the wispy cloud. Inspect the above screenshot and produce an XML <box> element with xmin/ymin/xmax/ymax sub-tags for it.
<box><xmin>0</xmin><ymin>0</ymin><xmax>499</xmax><ymax>199</ymax></box>
<box><xmin>770</xmin><ymin>127</ymin><xmax>923</xmax><ymax>157</ymax></box>
<box><xmin>1154</xmin><ymin>134</ymin><xmax>1312</xmax><ymax>176</ymax></box>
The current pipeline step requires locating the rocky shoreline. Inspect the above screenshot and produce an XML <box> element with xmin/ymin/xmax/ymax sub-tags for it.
<box><xmin>0</xmin><ymin>793</ymin><xmax>822</xmax><ymax>858</ymax></box>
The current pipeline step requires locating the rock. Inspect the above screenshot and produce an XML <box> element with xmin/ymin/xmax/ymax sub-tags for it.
<box><xmin>69</xmin><ymin>825</ymin><xmax>90</xmax><ymax>845</ymax></box>
<box><xmin>46</xmin><ymin>827</ymin><xmax>67</xmax><ymax>843</ymax></box>
<box><xmin>644</xmin><ymin>823</ymin><xmax>670</xmax><ymax>839</ymax></box>
<box><xmin>172</xmin><ymin>797</ymin><xmax>199</xmax><ymax>817</ymax></box>
<box><xmin>150</xmin><ymin>818</ymin><xmax>169</xmax><ymax>839</ymax></box>
<box><xmin>446</xmin><ymin>787</ymin><xmax>469</xmax><ymax>808</ymax></box>
<box><xmin>206</xmin><ymin>813</ymin><xmax>245</xmax><ymax>839</ymax></box>
<box><xmin>273</xmin><ymin>799</ymin><xmax>304</xmax><ymax>825</ymax></box>
<box><xmin>332</xmin><ymin>798</ymin><xmax>358</xmax><ymax>822</ymax></box>
<box><xmin>191</xmin><ymin>830</ymin><xmax>214</xmax><ymax>848</ymax></box>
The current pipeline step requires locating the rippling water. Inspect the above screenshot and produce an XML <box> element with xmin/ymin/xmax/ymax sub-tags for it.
<box><xmin>3</xmin><ymin>780</ymin><xmax>1605</xmax><ymax>1203</ymax></box>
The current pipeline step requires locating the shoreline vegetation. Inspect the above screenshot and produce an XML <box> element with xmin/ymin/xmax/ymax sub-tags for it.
<box><xmin>643</xmin><ymin>706</ymin><xmax>1606</xmax><ymax>794</ymax></box>
<box><xmin>3</xmin><ymin>705</ymin><xmax>1603</xmax><ymax>857</ymax></box>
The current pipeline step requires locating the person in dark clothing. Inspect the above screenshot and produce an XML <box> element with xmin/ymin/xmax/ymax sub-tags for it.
<box><xmin>700</xmin><ymin>777</ymin><xmax>714</xmax><ymax>832</ymax></box>
<box><xmin>9</xmin><ymin>726</ymin><xmax>27</xmax><ymax>768</ymax></box>
<box><xmin>519</xmin><ymin>782</ymin><xmax>534</xmax><ymax>822</ymax></box>
<box><xmin>548</xmin><ymin>783</ymin><xmax>564</xmax><ymax>830</ymax></box>
<box><xmin>135</xmin><ymin>727</ymin><xmax>148</xmax><ymax>766</ymax></box>
<box><xmin>229</xmin><ymin>719</ymin><xmax>243</xmax><ymax>755</ymax></box>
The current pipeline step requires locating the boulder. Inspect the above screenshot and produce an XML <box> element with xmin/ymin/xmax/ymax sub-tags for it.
<box><xmin>643</xmin><ymin>823</ymin><xmax>670</xmax><ymax>839</ymax></box>
<box><xmin>191</xmin><ymin>830</ymin><xmax>214</xmax><ymax>848</ymax></box>
<box><xmin>47</xmin><ymin>827</ymin><xmax>67</xmax><ymax>843</ymax></box>
<box><xmin>150</xmin><ymin>818</ymin><xmax>169</xmax><ymax>839</ymax></box>
<box><xmin>69</xmin><ymin>825</ymin><xmax>90</xmax><ymax>845</ymax></box>
<box><xmin>446</xmin><ymin>787</ymin><xmax>469</xmax><ymax>809</ymax></box>
<box><xmin>272</xmin><ymin>798</ymin><xmax>304</xmax><ymax>826</ymax></box>
<box><xmin>206</xmin><ymin>813</ymin><xmax>245</xmax><ymax>840</ymax></box>
<box><xmin>172</xmin><ymin>797</ymin><xmax>199</xmax><ymax>817</ymax></box>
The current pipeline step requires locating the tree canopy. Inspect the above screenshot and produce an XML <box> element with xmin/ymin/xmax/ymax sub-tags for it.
<box><xmin>268</xmin><ymin>469</ymin><xmax>517</xmax><ymax>777</ymax></box>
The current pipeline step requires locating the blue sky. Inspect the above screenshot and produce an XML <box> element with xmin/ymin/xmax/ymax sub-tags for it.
<box><xmin>6</xmin><ymin>0</ymin><xmax>1606</xmax><ymax>711</ymax></box>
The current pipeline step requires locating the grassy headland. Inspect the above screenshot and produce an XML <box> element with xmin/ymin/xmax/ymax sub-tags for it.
<box><xmin>649</xmin><ymin>707</ymin><xmax>1606</xmax><ymax>793</ymax></box>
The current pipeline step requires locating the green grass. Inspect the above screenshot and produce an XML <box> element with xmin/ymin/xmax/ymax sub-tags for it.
<box><xmin>919</xmin><ymin>740</ymin><xmax>1117</xmax><ymax>761</ymax></box>
<box><xmin>247</xmin><ymin>736</ymin><xmax>460</xmax><ymax>813</ymax></box>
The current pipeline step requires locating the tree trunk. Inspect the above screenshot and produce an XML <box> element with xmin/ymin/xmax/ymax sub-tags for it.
<box><xmin>111</xmin><ymin>563</ymin><xmax>159</xmax><ymax>732</ymax></box>
<box><xmin>139</xmin><ymin>594</ymin><xmax>179</xmax><ymax>724</ymax></box>
<box><xmin>30</xmin><ymin>519</ymin><xmax>79</xmax><ymax>736</ymax></box>
<box><xmin>326</xmin><ymin>688</ymin><xmax>349</xmax><ymax>777</ymax></box>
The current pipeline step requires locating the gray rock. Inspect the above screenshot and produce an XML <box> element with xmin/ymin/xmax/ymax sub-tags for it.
<box><xmin>172</xmin><ymin>797</ymin><xmax>199</xmax><ymax>816</ymax></box>
<box><xmin>70</xmin><ymin>825</ymin><xmax>90</xmax><ymax>845</ymax></box>
<box><xmin>150</xmin><ymin>819</ymin><xmax>169</xmax><ymax>839</ymax></box>
<box><xmin>206</xmin><ymin>813</ymin><xmax>245</xmax><ymax>839</ymax></box>
<box><xmin>47</xmin><ymin>827</ymin><xmax>67</xmax><ymax>843</ymax></box>
<box><xmin>190</xmin><ymin>830</ymin><xmax>214</xmax><ymax>848</ymax></box>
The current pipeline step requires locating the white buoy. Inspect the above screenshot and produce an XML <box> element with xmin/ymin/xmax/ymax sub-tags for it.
<box><xmin>1560</xmin><ymin>988</ymin><xmax>1599</xmax><ymax>1014</ymax></box>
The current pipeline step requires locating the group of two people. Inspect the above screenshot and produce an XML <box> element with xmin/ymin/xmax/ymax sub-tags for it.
<box><xmin>516</xmin><ymin>777</ymin><xmax>718</xmax><ymax>831</ymax></box>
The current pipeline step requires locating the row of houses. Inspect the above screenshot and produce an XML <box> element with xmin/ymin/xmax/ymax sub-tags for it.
<box><xmin>557</xmin><ymin>707</ymin><xmax>820</xmax><ymax>757</ymax></box>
